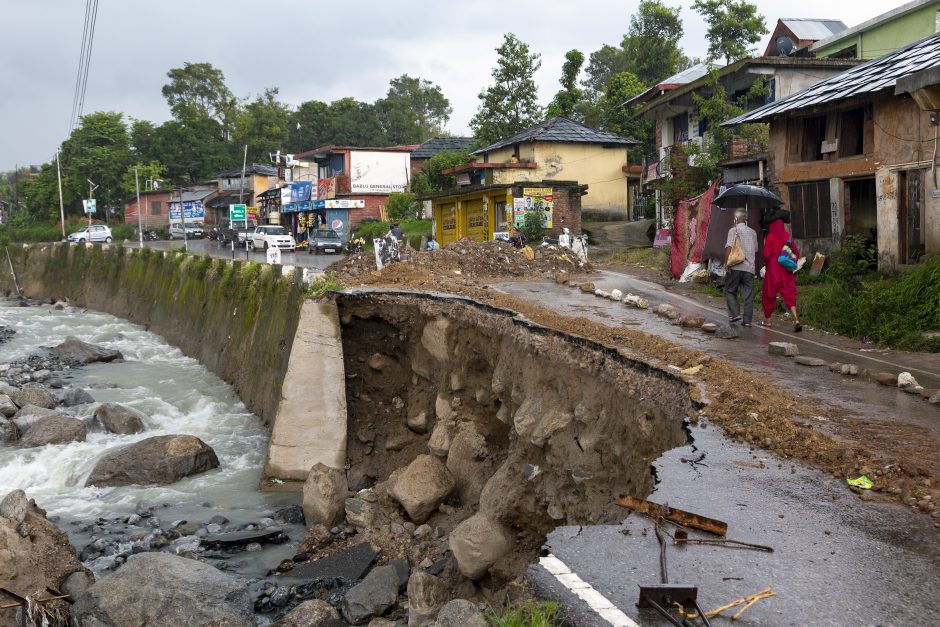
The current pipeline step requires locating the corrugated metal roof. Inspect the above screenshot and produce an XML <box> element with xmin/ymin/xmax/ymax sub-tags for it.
<box><xmin>473</xmin><ymin>116</ymin><xmax>637</xmax><ymax>154</ymax></box>
<box><xmin>780</xmin><ymin>18</ymin><xmax>847</xmax><ymax>41</ymax></box>
<box><xmin>411</xmin><ymin>137</ymin><xmax>475</xmax><ymax>158</ymax></box>
<box><xmin>659</xmin><ymin>63</ymin><xmax>711</xmax><ymax>87</ymax></box>
<box><xmin>216</xmin><ymin>163</ymin><xmax>278</xmax><ymax>178</ymax></box>
<box><xmin>724</xmin><ymin>31</ymin><xmax>940</xmax><ymax>125</ymax></box>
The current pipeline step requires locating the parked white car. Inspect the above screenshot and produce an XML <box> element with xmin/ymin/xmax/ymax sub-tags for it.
<box><xmin>67</xmin><ymin>225</ymin><xmax>112</xmax><ymax>243</ymax></box>
<box><xmin>168</xmin><ymin>222</ymin><xmax>206</xmax><ymax>239</ymax></box>
<box><xmin>247</xmin><ymin>225</ymin><xmax>295</xmax><ymax>251</ymax></box>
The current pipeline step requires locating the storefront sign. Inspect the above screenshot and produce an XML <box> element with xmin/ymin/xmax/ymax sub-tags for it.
<box><xmin>313</xmin><ymin>199</ymin><xmax>366</xmax><ymax>209</ymax></box>
<box><xmin>290</xmin><ymin>181</ymin><xmax>313</xmax><ymax>202</ymax></box>
<box><xmin>350</xmin><ymin>151</ymin><xmax>410</xmax><ymax>193</ymax></box>
<box><xmin>169</xmin><ymin>201</ymin><xmax>205</xmax><ymax>220</ymax></box>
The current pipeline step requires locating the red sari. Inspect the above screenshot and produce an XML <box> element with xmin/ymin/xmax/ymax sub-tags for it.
<box><xmin>761</xmin><ymin>219</ymin><xmax>798</xmax><ymax>318</ymax></box>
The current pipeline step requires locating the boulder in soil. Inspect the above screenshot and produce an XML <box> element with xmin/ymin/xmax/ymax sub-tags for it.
<box><xmin>70</xmin><ymin>552</ymin><xmax>253</xmax><ymax>627</ymax></box>
<box><xmin>407</xmin><ymin>571</ymin><xmax>451</xmax><ymax>627</ymax></box>
<box><xmin>95</xmin><ymin>402</ymin><xmax>146</xmax><ymax>434</ymax></box>
<box><xmin>10</xmin><ymin>383</ymin><xmax>57</xmax><ymax>410</ymax></box>
<box><xmin>340</xmin><ymin>563</ymin><xmax>400</xmax><ymax>625</ymax></box>
<box><xmin>434</xmin><ymin>599</ymin><xmax>487</xmax><ymax>627</ymax></box>
<box><xmin>768</xmin><ymin>342</ymin><xmax>798</xmax><ymax>357</ymax></box>
<box><xmin>448</xmin><ymin>513</ymin><xmax>514</xmax><ymax>580</ymax></box>
<box><xmin>19</xmin><ymin>415</ymin><xmax>86</xmax><ymax>447</ymax></box>
<box><xmin>273</xmin><ymin>599</ymin><xmax>339</xmax><ymax>626</ymax></box>
<box><xmin>59</xmin><ymin>387</ymin><xmax>95</xmax><ymax>407</ymax></box>
<box><xmin>0</xmin><ymin>490</ymin><xmax>90</xmax><ymax>626</ymax></box>
<box><xmin>302</xmin><ymin>463</ymin><xmax>347</xmax><ymax>527</ymax></box>
<box><xmin>85</xmin><ymin>434</ymin><xmax>219</xmax><ymax>487</ymax></box>
<box><xmin>390</xmin><ymin>455</ymin><xmax>455</xmax><ymax>523</ymax></box>
<box><xmin>51</xmin><ymin>336</ymin><xmax>124</xmax><ymax>364</ymax></box>
<box><xmin>0</xmin><ymin>394</ymin><xmax>17</xmax><ymax>418</ymax></box>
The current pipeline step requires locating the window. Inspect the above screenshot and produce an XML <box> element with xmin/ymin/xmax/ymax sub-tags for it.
<box><xmin>672</xmin><ymin>112</ymin><xmax>689</xmax><ymax>144</ymax></box>
<box><xmin>799</xmin><ymin>115</ymin><xmax>827</xmax><ymax>162</ymax></box>
<box><xmin>838</xmin><ymin>108</ymin><xmax>865</xmax><ymax>158</ymax></box>
<box><xmin>788</xmin><ymin>181</ymin><xmax>832</xmax><ymax>239</ymax></box>
<box><xmin>150</xmin><ymin>201</ymin><xmax>162</xmax><ymax>216</ymax></box>
<box><xmin>494</xmin><ymin>201</ymin><xmax>508</xmax><ymax>232</ymax></box>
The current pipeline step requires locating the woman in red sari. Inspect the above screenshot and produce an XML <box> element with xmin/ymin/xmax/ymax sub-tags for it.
<box><xmin>761</xmin><ymin>217</ymin><xmax>802</xmax><ymax>332</ymax></box>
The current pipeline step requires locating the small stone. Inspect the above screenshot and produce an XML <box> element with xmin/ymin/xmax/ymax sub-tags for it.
<box><xmin>435</xmin><ymin>599</ymin><xmax>488</xmax><ymax>627</ymax></box>
<box><xmin>715</xmin><ymin>325</ymin><xmax>739</xmax><ymax>339</ymax></box>
<box><xmin>872</xmin><ymin>372</ymin><xmax>898</xmax><ymax>386</ymax></box>
<box><xmin>768</xmin><ymin>342</ymin><xmax>798</xmax><ymax>357</ymax></box>
<box><xmin>829</xmin><ymin>362</ymin><xmax>843</xmax><ymax>373</ymax></box>
<box><xmin>407</xmin><ymin>410</ymin><xmax>428</xmax><ymax>433</ymax></box>
<box><xmin>701</xmin><ymin>323</ymin><xmax>719</xmax><ymax>333</ymax></box>
<box><xmin>898</xmin><ymin>372</ymin><xmax>920</xmax><ymax>390</ymax></box>
<box><xmin>368</xmin><ymin>353</ymin><xmax>394</xmax><ymax>371</ymax></box>
<box><xmin>653</xmin><ymin>303</ymin><xmax>680</xmax><ymax>320</ymax></box>
<box><xmin>610</xmin><ymin>288</ymin><xmax>623</xmax><ymax>301</ymax></box>
<box><xmin>841</xmin><ymin>364</ymin><xmax>860</xmax><ymax>376</ymax></box>
<box><xmin>593</xmin><ymin>289</ymin><xmax>610</xmax><ymax>298</ymax></box>
<box><xmin>795</xmin><ymin>356</ymin><xmax>826</xmax><ymax>367</ymax></box>
<box><xmin>579</xmin><ymin>282</ymin><xmax>596</xmax><ymax>293</ymax></box>
<box><xmin>679</xmin><ymin>314</ymin><xmax>706</xmax><ymax>328</ymax></box>
<box><xmin>271</xmin><ymin>599</ymin><xmax>338</xmax><ymax>626</ymax></box>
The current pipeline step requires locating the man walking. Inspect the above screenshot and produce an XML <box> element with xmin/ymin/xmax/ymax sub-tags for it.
<box><xmin>724</xmin><ymin>209</ymin><xmax>758</xmax><ymax>326</ymax></box>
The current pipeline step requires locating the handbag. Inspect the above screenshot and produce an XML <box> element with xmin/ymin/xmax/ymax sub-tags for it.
<box><xmin>778</xmin><ymin>239</ymin><xmax>798</xmax><ymax>272</ymax></box>
<box><xmin>727</xmin><ymin>231</ymin><xmax>746</xmax><ymax>268</ymax></box>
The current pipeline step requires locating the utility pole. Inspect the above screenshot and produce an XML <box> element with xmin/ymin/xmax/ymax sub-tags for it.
<box><xmin>135</xmin><ymin>166</ymin><xmax>143</xmax><ymax>249</ymax></box>
<box><xmin>87</xmin><ymin>179</ymin><xmax>99</xmax><ymax>228</ymax></box>
<box><xmin>13</xmin><ymin>164</ymin><xmax>18</xmax><ymax>215</ymax></box>
<box><xmin>238</xmin><ymin>144</ymin><xmax>248</xmax><ymax>205</ymax></box>
<box><xmin>55</xmin><ymin>152</ymin><xmax>66</xmax><ymax>239</ymax></box>
<box><xmin>179</xmin><ymin>185</ymin><xmax>188</xmax><ymax>251</ymax></box>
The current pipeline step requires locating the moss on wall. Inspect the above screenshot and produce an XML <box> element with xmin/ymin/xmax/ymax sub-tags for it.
<box><xmin>1</xmin><ymin>243</ymin><xmax>305</xmax><ymax>426</ymax></box>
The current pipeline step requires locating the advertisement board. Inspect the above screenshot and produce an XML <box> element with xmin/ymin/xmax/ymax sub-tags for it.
<box><xmin>313</xmin><ymin>199</ymin><xmax>366</xmax><ymax>209</ymax></box>
<box><xmin>325</xmin><ymin>209</ymin><xmax>349</xmax><ymax>242</ymax></box>
<box><xmin>350</xmin><ymin>151</ymin><xmax>410</xmax><ymax>194</ymax></box>
<box><xmin>82</xmin><ymin>199</ymin><xmax>97</xmax><ymax>214</ymax></box>
<box><xmin>168</xmin><ymin>201</ymin><xmax>205</xmax><ymax>221</ymax></box>
<box><xmin>317</xmin><ymin>177</ymin><xmax>336</xmax><ymax>200</ymax></box>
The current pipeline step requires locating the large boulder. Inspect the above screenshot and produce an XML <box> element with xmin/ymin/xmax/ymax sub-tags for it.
<box><xmin>59</xmin><ymin>387</ymin><xmax>95</xmax><ymax>407</ymax></box>
<box><xmin>95</xmin><ymin>402</ymin><xmax>146</xmax><ymax>434</ymax></box>
<box><xmin>51</xmin><ymin>336</ymin><xmax>124</xmax><ymax>364</ymax></box>
<box><xmin>0</xmin><ymin>418</ymin><xmax>18</xmax><ymax>443</ymax></box>
<box><xmin>70</xmin><ymin>552</ymin><xmax>253</xmax><ymax>626</ymax></box>
<box><xmin>302</xmin><ymin>463</ymin><xmax>347</xmax><ymax>527</ymax></box>
<box><xmin>389</xmin><ymin>455</ymin><xmax>455</xmax><ymax>523</ymax></box>
<box><xmin>0</xmin><ymin>490</ymin><xmax>90</xmax><ymax>626</ymax></box>
<box><xmin>448</xmin><ymin>513</ymin><xmax>514</xmax><ymax>580</ymax></box>
<box><xmin>406</xmin><ymin>571</ymin><xmax>451</xmax><ymax>627</ymax></box>
<box><xmin>11</xmin><ymin>404</ymin><xmax>61</xmax><ymax>433</ymax></box>
<box><xmin>19</xmin><ymin>415</ymin><xmax>86</xmax><ymax>447</ymax></box>
<box><xmin>85</xmin><ymin>435</ymin><xmax>219</xmax><ymax>487</ymax></box>
<box><xmin>10</xmin><ymin>383</ymin><xmax>57</xmax><ymax>410</ymax></box>
<box><xmin>272</xmin><ymin>599</ymin><xmax>340</xmax><ymax>626</ymax></box>
<box><xmin>340</xmin><ymin>564</ymin><xmax>400</xmax><ymax>625</ymax></box>
<box><xmin>0</xmin><ymin>394</ymin><xmax>17</xmax><ymax>418</ymax></box>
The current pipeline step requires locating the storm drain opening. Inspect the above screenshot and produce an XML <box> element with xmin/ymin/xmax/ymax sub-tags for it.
<box><xmin>332</xmin><ymin>291</ymin><xmax>691</xmax><ymax>602</ymax></box>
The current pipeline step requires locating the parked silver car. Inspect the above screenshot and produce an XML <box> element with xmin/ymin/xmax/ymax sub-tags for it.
<box><xmin>67</xmin><ymin>225</ymin><xmax>112</xmax><ymax>243</ymax></box>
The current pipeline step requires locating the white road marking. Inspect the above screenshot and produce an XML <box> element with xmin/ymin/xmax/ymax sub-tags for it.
<box><xmin>539</xmin><ymin>553</ymin><xmax>641</xmax><ymax>627</ymax></box>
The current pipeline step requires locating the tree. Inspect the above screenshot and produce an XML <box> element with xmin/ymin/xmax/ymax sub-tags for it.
<box><xmin>470</xmin><ymin>33</ymin><xmax>543</xmax><ymax>148</ymax></box>
<box><xmin>622</xmin><ymin>0</ymin><xmax>686</xmax><ymax>86</ymax></box>
<box><xmin>234</xmin><ymin>88</ymin><xmax>291</xmax><ymax>164</ymax></box>
<box><xmin>547</xmin><ymin>50</ymin><xmax>585</xmax><ymax>118</ymax></box>
<box><xmin>376</xmin><ymin>75</ymin><xmax>452</xmax><ymax>144</ymax></box>
<box><xmin>692</xmin><ymin>0</ymin><xmax>769</xmax><ymax>64</ymax></box>
<box><xmin>583</xmin><ymin>44</ymin><xmax>632</xmax><ymax>96</ymax></box>
<box><xmin>410</xmin><ymin>150</ymin><xmax>472</xmax><ymax>194</ymax></box>
<box><xmin>150</xmin><ymin>117</ymin><xmax>231</xmax><ymax>184</ymax></box>
<box><xmin>162</xmin><ymin>62</ymin><xmax>237</xmax><ymax>130</ymax></box>
<box><xmin>600</xmin><ymin>72</ymin><xmax>653</xmax><ymax>161</ymax></box>
<box><xmin>59</xmin><ymin>111</ymin><xmax>132</xmax><ymax>216</ymax></box>
<box><xmin>120</xmin><ymin>161</ymin><xmax>166</xmax><ymax>199</ymax></box>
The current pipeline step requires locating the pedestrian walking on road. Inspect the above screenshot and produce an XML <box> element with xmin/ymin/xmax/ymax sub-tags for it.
<box><xmin>761</xmin><ymin>216</ymin><xmax>802</xmax><ymax>332</ymax></box>
<box><xmin>724</xmin><ymin>209</ymin><xmax>758</xmax><ymax>326</ymax></box>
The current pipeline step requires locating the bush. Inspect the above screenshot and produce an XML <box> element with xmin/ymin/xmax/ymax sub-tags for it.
<box><xmin>519</xmin><ymin>212</ymin><xmax>544</xmax><ymax>244</ymax></box>
<box><xmin>354</xmin><ymin>220</ymin><xmax>390</xmax><ymax>242</ymax></box>
<box><xmin>488</xmin><ymin>600</ymin><xmax>563</xmax><ymax>627</ymax></box>
<box><xmin>110</xmin><ymin>224</ymin><xmax>135</xmax><ymax>241</ymax></box>
<box><xmin>386</xmin><ymin>193</ymin><xmax>418</xmax><ymax>222</ymax></box>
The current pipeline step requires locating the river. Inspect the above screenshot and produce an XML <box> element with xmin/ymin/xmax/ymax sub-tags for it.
<box><xmin>0</xmin><ymin>298</ymin><xmax>304</xmax><ymax>588</ymax></box>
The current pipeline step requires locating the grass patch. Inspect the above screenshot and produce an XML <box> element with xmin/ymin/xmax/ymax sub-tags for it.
<box><xmin>600</xmin><ymin>246</ymin><xmax>670</xmax><ymax>269</ymax></box>
<box><xmin>308</xmin><ymin>271</ymin><xmax>345</xmax><ymax>299</ymax></box>
<box><xmin>488</xmin><ymin>600</ymin><xmax>563</xmax><ymax>627</ymax></box>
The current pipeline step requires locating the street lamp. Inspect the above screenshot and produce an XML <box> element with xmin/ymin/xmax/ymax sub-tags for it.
<box><xmin>175</xmin><ymin>185</ymin><xmax>188</xmax><ymax>251</ymax></box>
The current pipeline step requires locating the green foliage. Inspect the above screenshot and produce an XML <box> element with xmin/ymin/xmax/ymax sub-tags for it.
<box><xmin>622</xmin><ymin>0</ymin><xmax>687</xmax><ymax>86</ymax></box>
<box><xmin>308</xmin><ymin>271</ymin><xmax>345</xmax><ymax>299</ymax></box>
<box><xmin>547</xmin><ymin>50</ymin><xmax>585</xmax><ymax>118</ymax></box>
<box><xmin>600</xmin><ymin>71</ymin><xmax>653</xmax><ymax>160</ymax></box>
<box><xmin>410</xmin><ymin>150</ymin><xmax>473</xmax><ymax>194</ymax></box>
<box><xmin>375</xmin><ymin>75</ymin><xmax>453</xmax><ymax>144</ymax></box>
<box><xmin>120</xmin><ymin>162</ymin><xmax>166</xmax><ymax>199</ymax></box>
<box><xmin>162</xmin><ymin>62</ymin><xmax>237</xmax><ymax>130</ymax></box>
<box><xmin>401</xmin><ymin>218</ymin><xmax>432</xmax><ymax>250</ymax></box>
<box><xmin>288</xmin><ymin>97</ymin><xmax>386</xmax><ymax>151</ymax></box>
<box><xmin>692</xmin><ymin>0</ymin><xmax>769</xmax><ymax>64</ymax></box>
<box><xmin>59</xmin><ymin>111</ymin><xmax>133</xmax><ymax>218</ymax></box>
<box><xmin>234</xmin><ymin>88</ymin><xmax>292</xmax><ymax>165</ymax></box>
<box><xmin>386</xmin><ymin>193</ymin><xmax>418</xmax><ymax>222</ymax></box>
<box><xmin>800</xmin><ymin>254</ymin><xmax>940</xmax><ymax>351</ymax></box>
<box><xmin>354</xmin><ymin>220</ymin><xmax>390</xmax><ymax>241</ymax></box>
<box><xmin>519</xmin><ymin>212</ymin><xmax>544</xmax><ymax>243</ymax></box>
<box><xmin>471</xmin><ymin>33</ymin><xmax>543</xmax><ymax>148</ymax></box>
<box><xmin>488</xmin><ymin>600</ymin><xmax>563</xmax><ymax>627</ymax></box>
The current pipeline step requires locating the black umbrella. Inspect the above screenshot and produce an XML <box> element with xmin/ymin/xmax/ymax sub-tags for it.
<box><xmin>713</xmin><ymin>184</ymin><xmax>782</xmax><ymax>210</ymax></box>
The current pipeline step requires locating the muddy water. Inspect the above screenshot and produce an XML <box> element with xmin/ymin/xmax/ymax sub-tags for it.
<box><xmin>0</xmin><ymin>300</ymin><xmax>303</xmax><ymax>580</ymax></box>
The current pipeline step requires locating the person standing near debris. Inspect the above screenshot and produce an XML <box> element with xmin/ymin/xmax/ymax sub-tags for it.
<box><xmin>724</xmin><ymin>209</ymin><xmax>758</xmax><ymax>326</ymax></box>
<box><xmin>761</xmin><ymin>216</ymin><xmax>802</xmax><ymax>332</ymax></box>
<box><xmin>390</xmin><ymin>223</ymin><xmax>404</xmax><ymax>241</ymax></box>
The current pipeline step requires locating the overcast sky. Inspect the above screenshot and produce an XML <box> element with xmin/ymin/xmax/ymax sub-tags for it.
<box><xmin>0</xmin><ymin>0</ymin><xmax>897</xmax><ymax>170</ymax></box>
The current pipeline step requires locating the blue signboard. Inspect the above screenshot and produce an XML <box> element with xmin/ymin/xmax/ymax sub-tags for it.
<box><xmin>169</xmin><ymin>201</ymin><xmax>206</xmax><ymax>220</ymax></box>
<box><xmin>290</xmin><ymin>182</ymin><xmax>313</xmax><ymax>202</ymax></box>
<box><xmin>281</xmin><ymin>203</ymin><xmax>298</xmax><ymax>214</ymax></box>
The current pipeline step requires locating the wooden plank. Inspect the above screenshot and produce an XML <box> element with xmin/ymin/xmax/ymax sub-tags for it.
<box><xmin>616</xmin><ymin>495</ymin><xmax>728</xmax><ymax>536</ymax></box>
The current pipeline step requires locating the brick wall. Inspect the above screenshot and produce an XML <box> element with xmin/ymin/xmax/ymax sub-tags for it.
<box><xmin>346</xmin><ymin>195</ymin><xmax>387</xmax><ymax>226</ymax></box>
<box><xmin>550</xmin><ymin>186</ymin><xmax>581</xmax><ymax>236</ymax></box>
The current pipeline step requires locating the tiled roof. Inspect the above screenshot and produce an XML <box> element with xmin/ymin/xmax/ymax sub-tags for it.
<box><xmin>412</xmin><ymin>137</ymin><xmax>476</xmax><ymax>158</ymax></box>
<box><xmin>724</xmin><ymin>31</ymin><xmax>940</xmax><ymax>125</ymax></box>
<box><xmin>473</xmin><ymin>116</ymin><xmax>638</xmax><ymax>154</ymax></box>
<box><xmin>780</xmin><ymin>18</ymin><xmax>846</xmax><ymax>42</ymax></box>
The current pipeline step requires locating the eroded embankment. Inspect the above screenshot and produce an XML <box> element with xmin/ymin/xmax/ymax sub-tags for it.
<box><xmin>0</xmin><ymin>243</ymin><xmax>306</xmax><ymax>424</ymax></box>
<box><xmin>327</xmin><ymin>291</ymin><xmax>691</xmax><ymax>587</ymax></box>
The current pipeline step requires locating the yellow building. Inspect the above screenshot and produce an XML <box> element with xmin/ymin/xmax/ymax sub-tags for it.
<box><xmin>447</xmin><ymin>116</ymin><xmax>637</xmax><ymax>217</ymax></box>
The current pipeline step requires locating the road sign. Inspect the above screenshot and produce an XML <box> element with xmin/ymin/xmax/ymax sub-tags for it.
<box><xmin>83</xmin><ymin>199</ymin><xmax>97</xmax><ymax>214</ymax></box>
<box><xmin>229</xmin><ymin>204</ymin><xmax>246</xmax><ymax>221</ymax></box>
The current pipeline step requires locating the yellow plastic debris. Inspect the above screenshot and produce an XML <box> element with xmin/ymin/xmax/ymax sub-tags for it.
<box><xmin>519</xmin><ymin>245</ymin><xmax>535</xmax><ymax>260</ymax></box>
<box><xmin>847</xmin><ymin>475</ymin><xmax>873</xmax><ymax>489</ymax></box>
<box><xmin>680</xmin><ymin>365</ymin><xmax>703</xmax><ymax>376</ymax></box>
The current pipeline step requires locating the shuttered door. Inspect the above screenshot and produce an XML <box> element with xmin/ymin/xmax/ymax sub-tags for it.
<box><xmin>440</xmin><ymin>203</ymin><xmax>458</xmax><ymax>245</ymax></box>
<box><xmin>466</xmin><ymin>198</ymin><xmax>486</xmax><ymax>241</ymax></box>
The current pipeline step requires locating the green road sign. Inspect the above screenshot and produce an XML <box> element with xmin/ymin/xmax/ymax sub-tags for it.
<box><xmin>229</xmin><ymin>204</ymin><xmax>246</xmax><ymax>221</ymax></box>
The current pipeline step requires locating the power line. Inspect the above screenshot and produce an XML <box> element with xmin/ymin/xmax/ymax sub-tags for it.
<box><xmin>68</xmin><ymin>0</ymin><xmax>92</xmax><ymax>132</ymax></box>
<box><xmin>76</xmin><ymin>0</ymin><xmax>100</xmax><ymax>124</ymax></box>
<box><xmin>68</xmin><ymin>0</ymin><xmax>99</xmax><ymax>133</ymax></box>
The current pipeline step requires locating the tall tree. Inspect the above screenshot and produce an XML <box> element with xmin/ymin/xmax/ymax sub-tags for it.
<box><xmin>622</xmin><ymin>0</ymin><xmax>686</xmax><ymax>86</ymax></box>
<box><xmin>692</xmin><ymin>0</ymin><xmax>769</xmax><ymax>64</ymax></box>
<box><xmin>150</xmin><ymin>117</ymin><xmax>231</xmax><ymax>184</ymax></box>
<box><xmin>547</xmin><ymin>50</ymin><xmax>585</xmax><ymax>118</ymax></box>
<box><xmin>470</xmin><ymin>33</ymin><xmax>543</xmax><ymax>148</ymax></box>
<box><xmin>162</xmin><ymin>62</ymin><xmax>237</xmax><ymax>131</ymax></box>
<box><xmin>583</xmin><ymin>44</ymin><xmax>631</xmax><ymax>96</ymax></box>
<box><xmin>59</xmin><ymin>111</ymin><xmax>132</xmax><ymax>216</ymax></box>
<box><xmin>375</xmin><ymin>75</ymin><xmax>452</xmax><ymax>144</ymax></box>
<box><xmin>234</xmin><ymin>88</ymin><xmax>291</xmax><ymax>164</ymax></box>
<box><xmin>600</xmin><ymin>72</ymin><xmax>652</xmax><ymax>160</ymax></box>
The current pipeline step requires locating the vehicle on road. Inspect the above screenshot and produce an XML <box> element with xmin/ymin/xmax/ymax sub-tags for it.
<box><xmin>168</xmin><ymin>222</ymin><xmax>207</xmax><ymax>239</ymax></box>
<box><xmin>308</xmin><ymin>228</ymin><xmax>343</xmax><ymax>254</ymax></box>
<box><xmin>68</xmin><ymin>225</ymin><xmax>112</xmax><ymax>244</ymax></box>
<box><xmin>218</xmin><ymin>218</ymin><xmax>256</xmax><ymax>248</ymax></box>
<box><xmin>247</xmin><ymin>225</ymin><xmax>296</xmax><ymax>252</ymax></box>
<box><xmin>143</xmin><ymin>229</ymin><xmax>159</xmax><ymax>241</ymax></box>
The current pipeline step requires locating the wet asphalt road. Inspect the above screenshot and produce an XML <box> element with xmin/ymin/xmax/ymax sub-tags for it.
<box><xmin>124</xmin><ymin>238</ymin><xmax>339</xmax><ymax>271</ymax></box>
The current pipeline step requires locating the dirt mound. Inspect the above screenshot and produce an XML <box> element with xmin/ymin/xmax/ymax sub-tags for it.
<box><xmin>327</xmin><ymin>239</ymin><xmax>590</xmax><ymax>283</ymax></box>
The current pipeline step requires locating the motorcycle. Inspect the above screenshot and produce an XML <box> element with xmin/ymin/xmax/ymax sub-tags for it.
<box><xmin>346</xmin><ymin>238</ymin><xmax>365</xmax><ymax>255</ymax></box>
<box><xmin>207</xmin><ymin>226</ymin><xmax>221</xmax><ymax>241</ymax></box>
<box><xmin>143</xmin><ymin>230</ymin><xmax>159</xmax><ymax>241</ymax></box>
